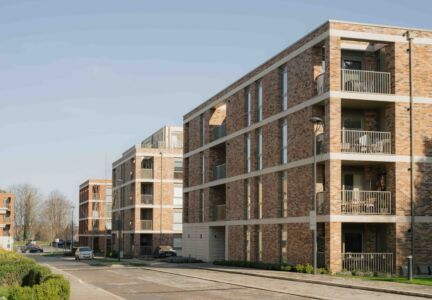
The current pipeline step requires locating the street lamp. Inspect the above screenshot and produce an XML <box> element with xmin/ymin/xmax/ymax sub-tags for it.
<box><xmin>309</xmin><ymin>116</ymin><xmax>324</xmax><ymax>275</ymax></box>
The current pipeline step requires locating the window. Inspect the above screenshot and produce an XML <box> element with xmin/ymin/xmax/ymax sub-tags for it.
<box><xmin>257</xmin><ymin>81</ymin><xmax>263</xmax><ymax>121</ymax></box>
<box><xmin>281</xmin><ymin>171</ymin><xmax>288</xmax><ymax>217</ymax></box>
<box><xmin>200</xmin><ymin>114</ymin><xmax>205</xmax><ymax>146</ymax></box>
<box><xmin>281</xmin><ymin>225</ymin><xmax>288</xmax><ymax>263</ymax></box>
<box><xmin>105</xmin><ymin>220</ymin><xmax>112</xmax><ymax>230</ymax></box>
<box><xmin>105</xmin><ymin>188</ymin><xmax>112</xmax><ymax>202</ymax></box>
<box><xmin>282</xmin><ymin>119</ymin><xmax>288</xmax><ymax>164</ymax></box>
<box><xmin>201</xmin><ymin>153</ymin><xmax>205</xmax><ymax>184</ymax></box>
<box><xmin>173</xmin><ymin>209</ymin><xmax>183</xmax><ymax>231</ymax></box>
<box><xmin>200</xmin><ymin>190</ymin><xmax>205</xmax><ymax>222</ymax></box>
<box><xmin>105</xmin><ymin>203</ymin><xmax>112</xmax><ymax>218</ymax></box>
<box><xmin>246</xmin><ymin>227</ymin><xmax>251</xmax><ymax>261</ymax></box>
<box><xmin>174</xmin><ymin>158</ymin><xmax>183</xmax><ymax>172</ymax></box>
<box><xmin>245</xmin><ymin>87</ymin><xmax>252</xmax><ymax>126</ymax></box>
<box><xmin>246</xmin><ymin>133</ymin><xmax>251</xmax><ymax>172</ymax></box>
<box><xmin>141</xmin><ymin>157</ymin><xmax>153</xmax><ymax>169</ymax></box>
<box><xmin>245</xmin><ymin>180</ymin><xmax>251</xmax><ymax>220</ymax></box>
<box><xmin>258</xmin><ymin>226</ymin><xmax>263</xmax><ymax>261</ymax></box>
<box><xmin>257</xmin><ymin>177</ymin><xmax>262</xmax><ymax>219</ymax></box>
<box><xmin>257</xmin><ymin>128</ymin><xmax>263</xmax><ymax>170</ymax></box>
<box><xmin>282</xmin><ymin>66</ymin><xmax>288</xmax><ymax>110</ymax></box>
<box><xmin>173</xmin><ymin>184</ymin><xmax>183</xmax><ymax>206</ymax></box>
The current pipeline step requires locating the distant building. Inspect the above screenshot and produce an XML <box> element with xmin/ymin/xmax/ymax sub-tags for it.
<box><xmin>0</xmin><ymin>191</ymin><xmax>14</xmax><ymax>250</ymax></box>
<box><xmin>78</xmin><ymin>179</ymin><xmax>112</xmax><ymax>254</ymax></box>
<box><xmin>112</xmin><ymin>125</ymin><xmax>183</xmax><ymax>258</ymax></box>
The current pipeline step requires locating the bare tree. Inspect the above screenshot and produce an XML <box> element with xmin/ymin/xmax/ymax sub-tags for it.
<box><xmin>44</xmin><ymin>190</ymin><xmax>72</xmax><ymax>242</ymax></box>
<box><xmin>10</xmin><ymin>184</ymin><xmax>41</xmax><ymax>241</ymax></box>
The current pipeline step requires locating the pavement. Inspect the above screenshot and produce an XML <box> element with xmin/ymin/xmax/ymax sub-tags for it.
<box><xmin>31</xmin><ymin>255</ymin><xmax>431</xmax><ymax>300</ymax></box>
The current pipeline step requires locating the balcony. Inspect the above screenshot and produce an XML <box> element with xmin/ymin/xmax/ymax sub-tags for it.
<box><xmin>212</xmin><ymin>124</ymin><xmax>226</xmax><ymax>141</ymax></box>
<box><xmin>140</xmin><ymin>168</ymin><xmax>153</xmax><ymax>179</ymax></box>
<box><xmin>341</xmin><ymin>130</ymin><xmax>391</xmax><ymax>154</ymax></box>
<box><xmin>342</xmin><ymin>253</ymin><xmax>393</xmax><ymax>274</ymax></box>
<box><xmin>213</xmin><ymin>163</ymin><xmax>226</xmax><ymax>180</ymax></box>
<box><xmin>316</xmin><ymin>73</ymin><xmax>325</xmax><ymax>95</ymax></box>
<box><xmin>341</xmin><ymin>69</ymin><xmax>391</xmax><ymax>94</ymax></box>
<box><xmin>316</xmin><ymin>192</ymin><xmax>325</xmax><ymax>214</ymax></box>
<box><xmin>141</xmin><ymin>194</ymin><xmax>153</xmax><ymax>205</ymax></box>
<box><xmin>214</xmin><ymin>204</ymin><xmax>226</xmax><ymax>221</ymax></box>
<box><xmin>140</xmin><ymin>220</ymin><xmax>153</xmax><ymax>230</ymax></box>
<box><xmin>341</xmin><ymin>190</ymin><xmax>391</xmax><ymax>215</ymax></box>
<box><xmin>92</xmin><ymin>193</ymin><xmax>100</xmax><ymax>200</ymax></box>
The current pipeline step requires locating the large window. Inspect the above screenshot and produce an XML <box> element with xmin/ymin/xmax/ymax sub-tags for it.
<box><xmin>282</xmin><ymin>66</ymin><xmax>288</xmax><ymax>111</ymax></box>
<box><xmin>257</xmin><ymin>81</ymin><xmax>263</xmax><ymax>121</ymax></box>
<box><xmin>173</xmin><ymin>184</ymin><xmax>183</xmax><ymax>206</ymax></box>
<box><xmin>174</xmin><ymin>158</ymin><xmax>183</xmax><ymax>179</ymax></box>
<box><xmin>246</xmin><ymin>133</ymin><xmax>251</xmax><ymax>173</ymax></box>
<box><xmin>282</xmin><ymin>119</ymin><xmax>288</xmax><ymax>164</ymax></box>
<box><xmin>173</xmin><ymin>209</ymin><xmax>183</xmax><ymax>231</ymax></box>
<box><xmin>245</xmin><ymin>87</ymin><xmax>252</xmax><ymax>126</ymax></box>
<box><xmin>257</xmin><ymin>128</ymin><xmax>263</xmax><ymax>170</ymax></box>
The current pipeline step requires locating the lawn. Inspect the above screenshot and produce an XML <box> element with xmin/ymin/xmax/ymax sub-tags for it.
<box><xmin>348</xmin><ymin>275</ymin><xmax>432</xmax><ymax>286</ymax></box>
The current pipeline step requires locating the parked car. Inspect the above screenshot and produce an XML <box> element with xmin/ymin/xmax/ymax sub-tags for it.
<box><xmin>154</xmin><ymin>245</ymin><xmax>177</xmax><ymax>258</ymax></box>
<box><xmin>51</xmin><ymin>239</ymin><xmax>65</xmax><ymax>248</ymax></box>
<box><xmin>22</xmin><ymin>244</ymin><xmax>43</xmax><ymax>253</ymax></box>
<box><xmin>75</xmin><ymin>247</ymin><xmax>94</xmax><ymax>260</ymax></box>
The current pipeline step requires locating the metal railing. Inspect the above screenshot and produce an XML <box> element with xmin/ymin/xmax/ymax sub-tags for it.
<box><xmin>212</xmin><ymin>124</ymin><xmax>227</xmax><ymax>141</ymax></box>
<box><xmin>213</xmin><ymin>163</ymin><xmax>226</xmax><ymax>180</ymax></box>
<box><xmin>341</xmin><ymin>190</ymin><xmax>391</xmax><ymax>215</ymax></box>
<box><xmin>92</xmin><ymin>193</ymin><xmax>100</xmax><ymax>200</ymax></box>
<box><xmin>141</xmin><ymin>194</ymin><xmax>153</xmax><ymax>205</ymax></box>
<box><xmin>140</xmin><ymin>168</ymin><xmax>153</xmax><ymax>179</ymax></box>
<box><xmin>214</xmin><ymin>204</ymin><xmax>226</xmax><ymax>221</ymax></box>
<box><xmin>341</xmin><ymin>130</ymin><xmax>391</xmax><ymax>154</ymax></box>
<box><xmin>140</xmin><ymin>245</ymin><xmax>153</xmax><ymax>256</ymax></box>
<box><xmin>342</xmin><ymin>253</ymin><xmax>394</xmax><ymax>274</ymax></box>
<box><xmin>316</xmin><ymin>73</ymin><xmax>325</xmax><ymax>95</ymax></box>
<box><xmin>341</xmin><ymin>69</ymin><xmax>391</xmax><ymax>94</ymax></box>
<box><xmin>140</xmin><ymin>220</ymin><xmax>153</xmax><ymax>230</ymax></box>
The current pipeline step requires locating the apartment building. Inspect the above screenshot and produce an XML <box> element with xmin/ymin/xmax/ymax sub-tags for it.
<box><xmin>112</xmin><ymin>126</ymin><xmax>183</xmax><ymax>258</ymax></box>
<box><xmin>182</xmin><ymin>20</ymin><xmax>432</xmax><ymax>274</ymax></box>
<box><xmin>78</xmin><ymin>179</ymin><xmax>112</xmax><ymax>254</ymax></box>
<box><xmin>0</xmin><ymin>191</ymin><xmax>14</xmax><ymax>250</ymax></box>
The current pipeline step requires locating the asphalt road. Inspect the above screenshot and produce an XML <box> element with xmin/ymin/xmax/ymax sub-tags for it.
<box><xmin>33</xmin><ymin>255</ymin><xmax>427</xmax><ymax>300</ymax></box>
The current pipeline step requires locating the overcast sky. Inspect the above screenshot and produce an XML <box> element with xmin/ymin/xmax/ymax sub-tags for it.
<box><xmin>1</xmin><ymin>0</ymin><xmax>431</xmax><ymax>215</ymax></box>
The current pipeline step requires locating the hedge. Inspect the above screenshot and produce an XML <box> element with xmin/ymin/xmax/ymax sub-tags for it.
<box><xmin>0</xmin><ymin>249</ymin><xmax>70</xmax><ymax>300</ymax></box>
<box><xmin>213</xmin><ymin>260</ymin><xmax>329</xmax><ymax>274</ymax></box>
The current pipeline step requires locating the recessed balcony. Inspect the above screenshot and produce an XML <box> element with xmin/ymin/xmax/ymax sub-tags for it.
<box><xmin>140</xmin><ymin>220</ymin><xmax>153</xmax><ymax>230</ymax></box>
<box><xmin>341</xmin><ymin>190</ymin><xmax>391</xmax><ymax>215</ymax></box>
<box><xmin>341</xmin><ymin>69</ymin><xmax>391</xmax><ymax>94</ymax></box>
<box><xmin>341</xmin><ymin>129</ymin><xmax>391</xmax><ymax>154</ymax></box>
<box><xmin>213</xmin><ymin>163</ymin><xmax>226</xmax><ymax>180</ymax></box>
<box><xmin>342</xmin><ymin>252</ymin><xmax>393</xmax><ymax>274</ymax></box>
<box><xmin>214</xmin><ymin>204</ymin><xmax>226</xmax><ymax>221</ymax></box>
<box><xmin>140</xmin><ymin>194</ymin><xmax>153</xmax><ymax>205</ymax></box>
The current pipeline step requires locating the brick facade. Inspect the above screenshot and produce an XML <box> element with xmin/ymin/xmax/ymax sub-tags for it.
<box><xmin>182</xmin><ymin>20</ymin><xmax>432</xmax><ymax>273</ymax></box>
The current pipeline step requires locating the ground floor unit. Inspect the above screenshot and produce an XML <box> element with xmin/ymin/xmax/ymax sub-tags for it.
<box><xmin>78</xmin><ymin>234</ymin><xmax>112</xmax><ymax>255</ymax></box>
<box><xmin>111</xmin><ymin>232</ymin><xmax>183</xmax><ymax>258</ymax></box>
<box><xmin>182</xmin><ymin>221</ymin><xmax>432</xmax><ymax>274</ymax></box>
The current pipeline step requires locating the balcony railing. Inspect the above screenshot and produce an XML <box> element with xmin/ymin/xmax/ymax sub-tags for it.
<box><xmin>341</xmin><ymin>69</ymin><xmax>391</xmax><ymax>94</ymax></box>
<box><xmin>92</xmin><ymin>193</ymin><xmax>100</xmax><ymax>200</ymax></box>
<box><xmin>140</xmin><ymin>245</ymin><xmax>153</xmax><ymax>256</ymax></box>
<box><xmin>341</xmin><ymin>190</ymin><xmax>391</xmax><ymax>215</ymax></box>
<box><xmin>316</xmin><ymin>73</ymin><xmax>325</xmax><ymax>95</ymax></box>
<box><xmin>341</xmin><ymin>130</ymin><xmax>391</xmax><ymax>154</ymax></box>
<box><xmin>140</xmin><ymin>220</ymin><xmax>153</xmax><ymax>230</ymax></box>
<box><xmin>141</xmin><ymin>194</ymin><xmax>153</xmax><ymax>205</ymax></box>
<box><xmin>140</xmin><ymin>168</ymin><xmax>153</xmax><ymax>179</ymax></box>
<box><xmin>212</xmin><ymin>124</ymin><xmax>227</xmax><ymax>141</ymax></box>
<box><xmin>215</xmin><ymin>204</ymin><xmax>226</xmax><ymax>221</ymax></box>
<box><xmin>316</xmin><ymin>192</ymin><xmax>325</xmax><ymax>214</ymax></box>
<box><xmin>342</xmin><ymin>253</ymin><xmax>393</xmax><ymax>274</ymax></box>
<box><xmin>213</xmin><ymin>163</ymin><xmax>226</xmax><ymax>180</ymax></box>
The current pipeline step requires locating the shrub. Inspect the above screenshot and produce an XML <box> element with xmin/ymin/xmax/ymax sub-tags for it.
<box><xmin>107</xmin><ymin>250</ymin><xmax>119</xmax><ymax>258</ymax></box>
<box><xmin>7</xmin><ymin>275</ymin><xmax>70</xmax><ymax>300</ymax></box>
<box><xmin>304</xmin><ymin>264</ymin><xmax>314</xmax><ymax>274</ymax></box>
<box><xmin>295</xmin><ymin>264</ymin><xmax>305</xmax><ymax>273</ymax></box>
<box><xmin>22</xmin><ymin>265</ymin><xmax>51</xmax><ymax>287</ymax></box>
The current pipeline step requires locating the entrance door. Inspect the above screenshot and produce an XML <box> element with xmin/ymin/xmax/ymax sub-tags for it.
<box><xmin>344</xmin><ymin>232</ymin><xmax>363</xmax><ymax>253</ymax></box>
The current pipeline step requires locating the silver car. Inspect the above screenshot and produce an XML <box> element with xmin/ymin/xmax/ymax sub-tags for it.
<box><xmin>74</xmin><ymin>247</ymin><xmax>94</xmax><ymax>260</ymax></box>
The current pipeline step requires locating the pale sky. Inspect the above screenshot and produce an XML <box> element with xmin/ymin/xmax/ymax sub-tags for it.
<box><xmin>1</xmin><ymin>0</ymin><xmax>431</xmax><ymax>216</ymax></box>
